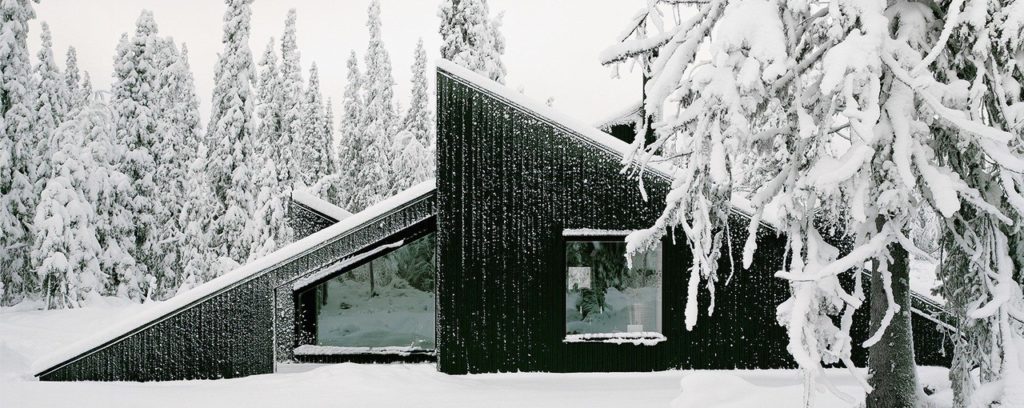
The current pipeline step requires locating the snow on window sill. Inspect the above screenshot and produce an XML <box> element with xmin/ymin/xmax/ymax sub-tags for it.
<box><xmin>293</xmin><ymin>345</ymin><xmax>435</xmax><ymax>357</ymax></box>
<box><xmin>563</xmin><ymin>332</ymin><xmax>666</xmax><ymax>346</ymax></box>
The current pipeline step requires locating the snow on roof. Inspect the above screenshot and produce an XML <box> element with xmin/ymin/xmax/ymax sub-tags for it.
<box><xmin>33</xmin><ymin>179</ymin><xmax>436</xmax><ymax>376</ymax></box>
<box><xmin>593</xmin><ymin>101</ymin><xmax>643</xmax><ymax>131</ymax></box>
<box><xmin>437</xmin><ymin>59</ymin><xmax>779</xmax><ymax>228</ymax></box>
<box><xmin>292</xmin><ymin>189</ymin><xmax>353</xmax><ymax>221</ymax></box>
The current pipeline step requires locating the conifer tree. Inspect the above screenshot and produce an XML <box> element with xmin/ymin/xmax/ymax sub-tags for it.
<box><xmin>278</xmin><ymin>9</ymin><xmax>303</xmax><ymax>189</ymax></box>
<box><xmin>207</xmin><ymin>0</ymin><xmax>257</xmax><ymax>264</ymax></box>
<box><xmin>0</xmin><ymin>0</ymin><xmax>39</xmax><ymax>304</ymax></box>
<box><xmin>254</xmin><ymin>37</ymin><xmax>282</xmax><ymax>168</ymax></box>
<box><xmin>110</xmin><ymin>11</ymin><xmax>166</xmax><ymax>300</ymax></box>
<box><xmin>333</xmin><ymin>51</ymin><xmax>364</xmax><ymax>208</ymax></box>
<box><xmin>438</xmin><ymin>0</ymin><xmax>506</xmax><ymax>83</ymax></box>
<box><xmin>350</xmin><ymin>0</ymin><xmax>398</xmax><ymax>211</ymax></box>
<box><xmin>403</xmin><ymin>38</ymin><xmax>434</xmax><ymax>149</ymax></box>
<box><xmin>297</xmin><ymin>63</ymin><xmax>332</xmax><ymax>187</ymax></box>
<box><xmin>33</xmin><ymin>101</ymin><xmax>107</xmax><ymax>309</ymax></box>
<box><xmin>177</xmin><ymin>144</ymin><xmax>221</xmax><ymax>294</ymax></box>
<box><xmin>63</xmin><ymin>47</ymin><xmax>87</xmax><ymax>114</ymax></box>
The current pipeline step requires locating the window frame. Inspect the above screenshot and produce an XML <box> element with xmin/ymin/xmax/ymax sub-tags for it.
<box><xmin>560</xmin><ymin>229</ymin><xmax>666</xmax><ymax>346</ymax></box>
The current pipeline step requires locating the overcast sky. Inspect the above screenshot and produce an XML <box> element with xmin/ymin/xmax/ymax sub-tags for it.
<box><xmin>27</xmin><ymin>0</ymin><xmax>644</xmax><ymax>126</ymax></box>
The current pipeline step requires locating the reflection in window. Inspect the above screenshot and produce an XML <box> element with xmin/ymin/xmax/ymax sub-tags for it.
<box><xmin>311</xmin><ymin>233</ymin><xmax>435</xmax><ymax>349</ymax></box>
<box><xmin>565</xmin><ymin>240</ymin><xmax>662</xmax><ymax>338</ymax></box>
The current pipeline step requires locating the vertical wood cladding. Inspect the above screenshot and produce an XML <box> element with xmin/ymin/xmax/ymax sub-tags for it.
<box><xmin>435</xmin><ymin>69</ymin><xmax>951</xmax><ymax>374</ymax></box>
<box><xmin>436</xmin><ymin>70</ymin><xmax>791</xmax><ymax>374</ymax></box>
<box><xmin>38</xmin><ymin>192</ymin><xmax>436</xmax><ymax>382</ymax></box>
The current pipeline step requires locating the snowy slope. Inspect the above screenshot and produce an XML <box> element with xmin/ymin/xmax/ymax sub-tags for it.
<box><xmin>0</xmin><ymin>302</ymin><xmax>953</xmax><ymax>408</ymax></box>
<box><xmin>32</xmin><ymin>180</ymin><xmax>436</xmax><ymax>376</ymax></box>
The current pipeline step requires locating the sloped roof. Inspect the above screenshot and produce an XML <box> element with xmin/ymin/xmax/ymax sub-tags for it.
<box><xmin>33</xmin><ymin>180</ymin><xmax>436</xmax><ymax>376</ymax></box>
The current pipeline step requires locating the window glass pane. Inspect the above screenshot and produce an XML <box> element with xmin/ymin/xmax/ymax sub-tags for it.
<box><xmin>312</xmin><ymin>233</ymin><xmax>435</xmax><ymax>349</ymax></box>
<box><xmin>565</xmin><ymin>240</ymin><xmax>662</xmax><ymax>336</ymax></box>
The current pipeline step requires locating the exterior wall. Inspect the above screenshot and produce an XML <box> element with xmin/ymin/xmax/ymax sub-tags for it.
<box><xmin>436</xmin><ymin>69</ymin><xmax>791</xmax><ymax>374</ymax></box>
<box><xmin>435</xmin><ymin>68</ymin><xmax>952</xmax><ymax>374</ymax></box>
<box><xmin>39</xmin><ymin>191</ymin><xmax>436</xmax><ymax>381</ymax></box>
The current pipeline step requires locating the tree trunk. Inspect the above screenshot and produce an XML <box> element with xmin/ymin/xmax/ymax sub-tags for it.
<box><xmin>369</xmin><ymin>261</ymin><xmax>376</xmax><ymax>298</ymax></box>
<box><xmin>867</xmin><ymin>238</ymin><xmax>919</xmax><ymax>407</ymax></box>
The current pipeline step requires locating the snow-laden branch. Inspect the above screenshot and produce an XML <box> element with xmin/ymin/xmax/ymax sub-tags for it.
<box><xmin>775</xmin><ymin>223</ymin><xmax>894</xmax><ymax>282</ymax></box>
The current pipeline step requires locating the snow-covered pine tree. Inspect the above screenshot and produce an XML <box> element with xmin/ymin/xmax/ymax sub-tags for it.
<box><xmin>438</xmin><ymin>0</ymin><xmax>506</xmax><ymax>84</ymax></box>
<box><xmin>32</xmin><ymin>101</ymin><xmax>106</xmax><ymax>310</ymax></box>
<box><xmin>351</xmin><ymin>0</ymin><xmax>398</xmax><ymax>212</ymax></box>
<box><xmin>29</xmin><ymin>22</ymin><xmax>70</xmax><ymax>274</ymax></box>
<box><xmin>254</xmin><ymin>37</ymin><xmax>283</xmax><ymax>172</ymax></box>
<box><xmin>324</xmin><ymin>98</ymin><xmax>336</xmax><ymax>169</ymax></box>
<box><xmin>63</xmin><ymin>47</ymin><xmax>88</xmax><ymax>114</ymax></box>
<box><xmin>110</xmin><ymin>11</ymin><xmax>167</xmax><ymax>301</ymax></box>
<box><xmin>388</xmin><ymin>38</ymin><xmax>435</xmax><ymax>196</ymax></box>
<box><xmin>403</xmin><ymin>38</ymin><xmax>435</xmax><ymax>151</ymax></box>
<box><xmin>176</xmin><ymin>143</ymin><xmax>221</xmax><ymax>294</ymax></box>
<box><xmin>206</xmin><ymin>0</ymin><xmax>257</xmax><ymax>264</ymax></box>
<box><xmin>278</xmin><ymin>9</ymin><xmax>303</xmax><ymax>190</ymax></box>
<box><xmin>331</xmin><ymin>51</ymin><xmax>365</xmax><ymax>208</ymax></box>
<box><xmin>247</xmin><ymin>156</ymin><xmax>292</xmax><ymax>261</ymax></box>
<box><xmin>0</xmin><ymin>0</ymin><xmax>39</xmax><ymax>305</ymax></box>
<box><xmin>150</xmin><ymin>41</ymin><xmax>203</xmax><ymax>298</ymax></box>
<box><xmin>602</xmin><ymin>1</ymin><xmax>1024</xmax><ymax>406</ymax></box>
<box><xmin>932</xmin><ymin>2</ymin><xmax>1024</xmax><ymax>406</ymax></box>
<box><xmin>296</xmin><ymin>63</ymin><xmax>333</xmax><ymax>187</ymax></box>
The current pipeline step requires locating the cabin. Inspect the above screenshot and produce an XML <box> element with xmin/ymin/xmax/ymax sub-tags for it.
<box><xmin>32</xmin><ymin>60</ymin><xmax>954</xmax><ymax>382</ymax></box>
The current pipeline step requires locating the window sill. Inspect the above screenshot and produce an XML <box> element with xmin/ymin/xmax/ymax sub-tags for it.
<box><xmin>293</xmin><ymin>345</ymin><xmax>435</xmax><ymax>357</ymax></box>
<box><xmin>563</xmin><ymin>332</ymin><xmax>666</xmax><ymax>346</ymax></box>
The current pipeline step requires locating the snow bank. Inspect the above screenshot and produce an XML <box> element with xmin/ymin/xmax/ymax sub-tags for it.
<box><xmin>32</xmin><ymin>180</ymin><xmax>436</xmax><ymax>376</ymax></box>
<box><xmin>291</xmin><ymin>189</ymin><xmax>353</xmax><ymax>221</ymax></box>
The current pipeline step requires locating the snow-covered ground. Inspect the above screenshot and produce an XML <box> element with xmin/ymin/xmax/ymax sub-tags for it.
<box><xmin>0</xmin><ymin>298</ymin><xmax>953</xmax><ymax>408</ymax></box>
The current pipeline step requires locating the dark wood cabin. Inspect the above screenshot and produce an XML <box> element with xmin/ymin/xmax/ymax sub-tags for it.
<box><xmin>32</xmin><ymin>61</ymin><xmax>953</xmax><ymax>382</ymax></box>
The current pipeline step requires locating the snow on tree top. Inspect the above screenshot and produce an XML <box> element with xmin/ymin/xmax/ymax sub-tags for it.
<box><xmin>291</xmin><ymin>189</ymin><xmax>353</xmax><ymax>221</ymax></box>
<box><xmin>32</xmin><ymin>179</ymin><xmax>436</xmax><ymax>376</ymax></box>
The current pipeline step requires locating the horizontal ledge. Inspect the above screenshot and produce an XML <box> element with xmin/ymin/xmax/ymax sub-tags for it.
<box><xmin>293</xmin><ymin>345</ymin><xmax>436</xmax><ymax>357</ymax></box>
<box><xmin>563</xmin><ymin>332</ymin><xmax>666</xmax><ymax>346</ymax></box>
<box><xmin>562</xmin><ymin>228</ymin><xmax>636</xmax><ymax>237</ymax></box>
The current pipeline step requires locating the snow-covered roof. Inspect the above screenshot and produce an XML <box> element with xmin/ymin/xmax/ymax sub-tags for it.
<box><xmin>291</xmin><ymin>189</ymin><xmax>353</xmax><ymax>221</ymax></box>
<box><xmin>593</xmin><ymin>101</ymin><xmax>643</xmax><ymax>131</ymax></box>
<box><xmin>32</xmin><ymin>179</ymin><xmax>436</xmax><ymax>376</ymax></box>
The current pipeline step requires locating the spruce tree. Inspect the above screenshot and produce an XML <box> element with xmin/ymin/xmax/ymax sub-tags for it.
<box><xmin>278</xmin><ymin>9</ymin><xmax>303</xmax><ymax>189</ymax></box>
<box><xmin>151</xmin><ymin>42</ymin><xmax>202</xmax><ymax>298</ymax></box>
<box><xmin>110</xmin><ymin>11</ymin><xmax>166</xmax><ymax>301</ymax></box>
<box><xmin>333</xmin><ymin>51</ymin><xmax>364</xmax><ymax>208</ymax></box>
<box><xmin>351</xmin><ymin>0</ymin><xmax>398</xmax><ymax>211</ymax></box>
<box><xmin>438</xmin><ymin>0</ymin><xmax>506</xmax><ymax>83</ymax></box>
<box><xmin>297</xmin><ymin>63</ymin><xmax>332</xmax><ymax>187</ymax></box>
<box><xmin>254</xmin><ymin>37</ymin><xmax>282</xmax><ymax>169</ymax></box>
<box><xmin>177</xmin><ymin>144</ymin><xmax>221</xmax><ymax>294</ymax></box>
<box><xmin>63</xmin><ymin>47</ymin><xmax>87</xmax><ymax>114</ymax></box>
<box><xmin>33</xmin><ymin>102</ymin><xmax>106</xmax><ymax>309</ymax></box>
<box><xmin>403</xmin><ymin>38</ymin><xmax>434</xmax><ymax>148</ymax></box>
<box><xmin>0</xmin><ymin>0</ymin><xmax>38</xmax><ymax>304</ymax></box>
<box><xmin>207</xmin><ymin>0</ymin><xmax>257</xmax><ymax>264</ymax></box>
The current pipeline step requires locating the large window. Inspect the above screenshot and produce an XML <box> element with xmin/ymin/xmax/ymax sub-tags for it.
<box><xmin>564</xmin><ymin>237</ymin><xmax>663</xmax><ymax>343</ymax></box>
<box><xmin>307</xmin><ymin>232</ymin><xmax>436</xmax><ymax>350</ymax></box>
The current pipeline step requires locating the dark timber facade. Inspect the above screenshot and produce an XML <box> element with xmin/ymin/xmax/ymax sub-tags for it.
<box><xmin>34</xmin><ymin>62</ymin><xmax>953</xmax><ymax>382</ymax></box>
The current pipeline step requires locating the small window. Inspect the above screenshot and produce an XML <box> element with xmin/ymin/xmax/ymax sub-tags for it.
<box><xmin>564</xmin><ymin>235</ymin><xmax>664</xmax><ymax>344</ymax></box>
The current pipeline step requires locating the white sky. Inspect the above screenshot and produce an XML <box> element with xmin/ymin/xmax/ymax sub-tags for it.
<box><xmin>27</xmin><ymin>0</ymin><xmax>644</xmax><ymax>126</ymax></box>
